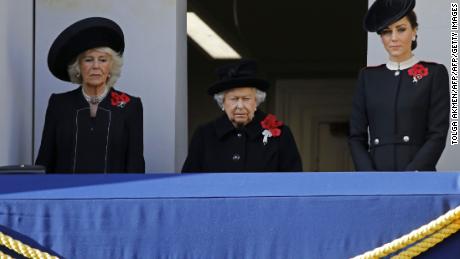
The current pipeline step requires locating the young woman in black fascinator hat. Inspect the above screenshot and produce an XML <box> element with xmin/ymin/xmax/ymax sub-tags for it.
<box><xmin>349</xmin><ymin>0</ymin><xmax>449</xmax><ymax>171</ymax></box>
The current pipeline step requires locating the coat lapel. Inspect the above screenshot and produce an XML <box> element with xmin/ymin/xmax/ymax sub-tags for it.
<box><xmin>214</xmin><ymin>114</ymin><xmax>236</xmax><ymax>139</ymax></box>
<box><xmin>244</xmin><ymin>110</ymin><xmax>265</xmax><ymax>140</ymax></box>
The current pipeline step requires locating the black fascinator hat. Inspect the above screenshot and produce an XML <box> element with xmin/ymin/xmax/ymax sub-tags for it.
<box><xmin>207</xmin><ymin>60</ymin><xmax>269</xmax><ymax>95</ymax></box>
<box><xmin>364</xmin><ymin>0</ymin><xmax>415</xmax><ymax>32</ymax></box>
<box><xmin>47</xmin><ymin>17</ymin><xmax>125</xmax><ymax>82</ymax></box>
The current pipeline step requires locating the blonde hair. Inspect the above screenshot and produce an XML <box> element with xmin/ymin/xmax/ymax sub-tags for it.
<box><xmin>67</xmin><ymin>47</ymin><xmax>123</xmax><ymax>88</ymax></box>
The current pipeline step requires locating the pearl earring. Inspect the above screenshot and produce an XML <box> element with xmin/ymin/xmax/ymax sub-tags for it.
<box><xmin>221</xmin><ymin>107</ymin><xmax>225</xmax><ymax>111</ymax></box>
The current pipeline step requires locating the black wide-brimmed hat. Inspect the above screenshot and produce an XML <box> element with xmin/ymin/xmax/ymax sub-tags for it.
<box><xmin>364</xmin><ymin>0</ymin><xmax>415</xmax><ymax>32</ymax></box>
<box><xmin>48</xmin><ymin>17</ymin><xmax>125</xmax><ymax>82</ymax></box>
<box><xmin>207</xmin><ymin>60</ymin><xmax>269</xmax><ymax>95</ymax></box>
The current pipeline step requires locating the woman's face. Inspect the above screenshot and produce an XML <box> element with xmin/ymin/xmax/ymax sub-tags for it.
<box><xmin>223</xmin><ymin>87</ymin><xmax>258</xmax><ymax>127</ymax></box>
<box><xmin>380</xmin><ymin>16</ymin><xmax>417</xmax><ymax>62</ymax></box>
<box><xmin>79</xmin><ymin>49</ymin><xmax>112</xmax><ymax>89</ymax></box>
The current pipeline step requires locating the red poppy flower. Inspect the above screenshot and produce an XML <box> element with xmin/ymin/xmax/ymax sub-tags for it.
<box><xmin>408</xmin><ymin>63</ymin><xmax>429</xmax><ymax>83</ymax></box>
<box><xmin>111</xmin><ymin>91</ymin><xmax>130</xmax><ymax>108</ymax></box>
<box><xmin>261</xmin><ymin>114</ymin><xmax>283</xmax><ymax>143</ymax></box>
<box><xmin>261</xmin><ymin>114</ymin><xmax>283</xmax><ymax>130</ymax></box>
<box><xmin>270</xmin><ymin>128</ymin><xmax>281</xmax><ymax>137</ymax></box>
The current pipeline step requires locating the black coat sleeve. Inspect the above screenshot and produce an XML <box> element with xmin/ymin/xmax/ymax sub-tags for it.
<box><xmin>35</xmin><ymin>94</ymin><xmax>57</xmax><ymax>172</ymax></box>
<box><xmin>181</xmin><ymin>126</ymin><xmax>205</xmax><ymax>173</ymax></box>
<box><xmin>125</xmin><ymin>97</ymin><xmax>145</xmax><ymax>173</ymax></box>
<box><xmin>348</xmin><ymin>70</ymin><xmax>376</xmax><ymax>171</ymax></box>
<box><xmin>279</xmin><ymin>126</ymin><xmax>303</xmax><ymax>172</ymax></box>
<box><xmin>405</xmin><ymin>65</ymin><xmax>450</xmax><ymax>171</ymax></box>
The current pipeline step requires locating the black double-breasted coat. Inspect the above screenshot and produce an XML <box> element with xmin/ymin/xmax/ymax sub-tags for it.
<box><xmin>36</xmin><ymin>87</ymin><xmax>145</xmax><ymax>173</ymax></box>
<box><xmin>182</xmin><ymin>110</ymin><xmax>302</xmax><ymax>172</ymax></box>
<box><xmin>349</xmin><ymin>61</ymin><xmax>449</xmax><ymax>171</ymax></box>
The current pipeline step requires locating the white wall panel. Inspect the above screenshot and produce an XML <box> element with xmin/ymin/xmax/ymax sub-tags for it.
<box><xmin>0</xmin><ymin>1</ymin><xmax>33</xmax><ymax>166</ymax></box>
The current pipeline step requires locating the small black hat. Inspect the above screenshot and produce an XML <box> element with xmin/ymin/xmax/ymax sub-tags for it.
<box><xmin>48</xmin><ymin>17</ymin><xmax>125</xmax><ymax>82</ymax></box>
<box><xmin>207</xmin><ymin>60</ymin><xmax>269</xmax><ymax>95</ymax></box>
<box><xmin>364</xmin><ymin>0</ymin><xmax>415</xmax><ymax>32</ymax></box>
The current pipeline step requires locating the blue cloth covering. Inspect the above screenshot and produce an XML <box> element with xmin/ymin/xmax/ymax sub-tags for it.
<box><xmin>0</xmin><ymin>173</ymin><xmax>459</xmax><ymax>258</ymax></box>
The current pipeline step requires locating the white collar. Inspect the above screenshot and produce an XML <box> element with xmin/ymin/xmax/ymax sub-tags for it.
<box><xmin>386</xmin><ymin>56</ymin><xmax>420</xmax><ymax>71</ymax></box>
<box><xmin>82</xmin><ymin>86</ymin><xmax>109</xmax><ymax>105</ymax></box>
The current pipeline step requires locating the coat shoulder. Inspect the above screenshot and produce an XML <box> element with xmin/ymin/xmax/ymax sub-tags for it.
<box><xmin>418</xmin><ymin>61</ymin><xmax>448</xmax><ymax>72</ymax></box>
<box><xmin>362</xmin><ymin>63</ymin><xmax>386</xmax><ymax>69</ymax></box>
<box><xmin>360</xmin><ymin>64</ymin><xmax>386</xmax><ymax>74</ymax></box>
<box><xmin>47</xmin><ymin>88</ymin><xmax>81</xmax><ymax>107</ymax></box>
<box><xmin>198</xmin><ymin>119</ymin><xmax>219</xmax><ymax>136</ymax></box>
<box><xmin>187</xmin><ymin>120</ymin><xmax>212</xmax><ymax>141</ymax></box>
<box><xmin>419</xmin><ymin>60</ymin><xmax>444</xmax><ymax>66</ymax></box>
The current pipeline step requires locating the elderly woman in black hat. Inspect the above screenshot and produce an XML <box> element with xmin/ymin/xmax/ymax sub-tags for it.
<box><xmin>349</xmin><ymin>0</ymin><xmax>449</xmax><ymax>171</ymax></box>
<box><xmin>36</xmin><ymin>17</ymin><xmax>145</xmax><ymax>173</ymax></box>
<box><xmin>182</xmin><ymin>60</ymin><xmax>302</xmax><ymax>172</ymax></box>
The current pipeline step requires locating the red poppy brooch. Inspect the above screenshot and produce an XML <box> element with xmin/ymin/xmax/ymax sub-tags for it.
<box><xmin>408</xmin><ymin>63</ymin><xmax>428</xmax><ymax>83</ymax></box>
<box><xmin>111</xmin><ymin>91</ymin><xmax>130</xmax><ymax>108</ymax></box>
<box><xmin>261</xmin><ymin>114</ymin><xmax>283</xmax><ymax>145</ymax></box>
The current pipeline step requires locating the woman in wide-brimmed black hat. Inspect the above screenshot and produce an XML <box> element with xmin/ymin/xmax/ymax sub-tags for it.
<box><xmin>349</xmin><ymin>0</ymin><xmax>449</xmax><ymax>171</ymax></box>
<box><xmin>182</xmin><ymin>60</ymin><xmax>302</xmax><ymax>172</ymax></box>
<box><xmin>36</xmin><ymin>17</ymin><xmax>145</xmax><ymax>173</ymax></box>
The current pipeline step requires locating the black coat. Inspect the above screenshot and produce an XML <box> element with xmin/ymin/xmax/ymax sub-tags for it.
<box><xmin>349</xmin><ymin>61</ymin><xmax>449</xmax><ymax>171</ymax></box>
<box><xmin>182</xmin><ymin>110</ymin><xmax>302</xmax><ymax>172</ymax></box>
<box><xmin>36</xmin><ymin>87</ymin><xmax>145</xmax><ymax>173</ymax></box>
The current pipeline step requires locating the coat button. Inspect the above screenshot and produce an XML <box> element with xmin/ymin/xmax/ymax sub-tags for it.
<box><xmin>403</xmin><ymin>136</ymin><xmax>410</xmax><ymax>143</ymax></box>
<box><xmin>237</xmin><ymin>133</ymin><xmax>242</xmax><ymax>138</ymax></box>
<box><xmin>232</xmin><ymin>154</ymin><xmax>240</xmax><ymax>161</ymax></box>
<box><xmin>374</xmin><ymin>138</ymin><xmax>379</xmax><ymax>145</ymax></box>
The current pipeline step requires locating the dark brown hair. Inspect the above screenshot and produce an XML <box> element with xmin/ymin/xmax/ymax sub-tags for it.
<box><xmin>407</xmin><ymin>11</ymin><xmax>418</xmax><ymax>50</ymax></box>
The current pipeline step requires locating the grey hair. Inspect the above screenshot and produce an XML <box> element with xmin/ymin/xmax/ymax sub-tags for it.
<box><xmin>67</xmin><ymin>47</ymin><xmax>123</xmax><ymax>88</ymax></box>
<box><xmin>213</xmin><ymin>88</ymin><xmax>267</xmax><ymax>109</ymax></box>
